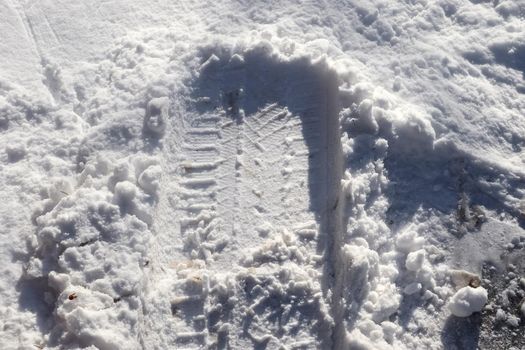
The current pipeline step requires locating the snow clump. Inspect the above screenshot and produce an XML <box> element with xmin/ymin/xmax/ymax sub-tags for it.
<box><xmin>144</xmin><ymin>97</ymin><xmax>169</xmax><ymax>136</ymax></box>
<box><xmin>448</xmin><ymin>286</ymin><xmax>488</xmax><ymax>317</ymax></box>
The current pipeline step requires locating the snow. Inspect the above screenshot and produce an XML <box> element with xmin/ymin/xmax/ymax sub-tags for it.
<box><xmin>448</xmin><ymin>286</ymin><xmax>488</xmax><ymax>317</ymax></box>
<box><xmin>405</xmin><ymin>249</ymin><xmax>426</xmax><ymax>272</ymax></box>
<box><xmin>144</xmin><ymin>97</ymin><xmax>168</xmax><ymax>136</ymax></box>
<box><xmin>1</xmin><ymin>0</ymin><xmax>524</xmax><ymax>349</ymax></box>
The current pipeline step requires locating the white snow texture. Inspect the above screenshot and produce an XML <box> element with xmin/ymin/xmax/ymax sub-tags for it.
<box><xmin>1</xmin><ymin>0</ymin><xmax>524</xmax><ymax>349</ymax></box>
<box><xmin>448</xmin><ymin>286</ymin><xmax>488</xmax><ymax>317</ymax></box>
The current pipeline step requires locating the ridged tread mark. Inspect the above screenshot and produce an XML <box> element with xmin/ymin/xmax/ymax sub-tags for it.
<box><xmin>147</xmin><ymin>57</ymin><xmax>342</xmax><ymax>349</ymax></box>
<box><xmin>161</xmin><ymin>111</ymin><xmax>229</xmax><ymax>348</ymax></box>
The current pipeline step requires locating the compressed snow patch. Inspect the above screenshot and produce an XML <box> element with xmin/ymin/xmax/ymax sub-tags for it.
<box><xmin>448</xmin><ymin>286</ymin><xmax>488</xmax><ymax>317</ymax></box>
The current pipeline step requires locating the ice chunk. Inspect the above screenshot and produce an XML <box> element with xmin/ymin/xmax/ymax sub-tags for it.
<box><xmin>114</xmin><ymin>181</ymin><xmax>137</xmax><ymax>204</ymax></box>
<box><xmin>137</xmin><ymin>165</ymin><xmax>162</xmax><ymax>196</ymax></box>
<box><xmin>5</xmin><ymin>142</ymin><xmax>26</xmax><ymax>162</ymax></box>
<box><xmin>448</xmin><ymin>286</ymin><xmax>488</xmax><ymax>317</ymax></box>
<box><xmin>405</xmin><ymin>249</ymin><xmax>425</xmax><ymax>272</ymax></box>
<box><xmin>144</xmin><ymin>97</ymin><xmax>168</xmax><ymax>136</ymax></box>
<box><xmin>403</xmin><ymin>282</ymin><xmax>422</xmax><ymax>295</ymax></box>
<box><xmin>396</xmin><ymin>230</ymin><xmax>424</xmax><ymax>253</ymax></box>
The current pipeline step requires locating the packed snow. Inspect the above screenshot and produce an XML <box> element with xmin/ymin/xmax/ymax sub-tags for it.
<box><xmin>448</xmin><ymin>286</ymin><xmax>488</xmax><ymax>317</ymax></box>
<box><xmin>1</xmin><ymin>0</ymin><xmax>524</xmax><ymax>349</ymax></box>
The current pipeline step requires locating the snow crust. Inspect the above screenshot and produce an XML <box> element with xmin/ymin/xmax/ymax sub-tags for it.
<box><xmin>0</xmin><ymin>0</ymin><xmax>524</xmax><ymax>349</ymax></box>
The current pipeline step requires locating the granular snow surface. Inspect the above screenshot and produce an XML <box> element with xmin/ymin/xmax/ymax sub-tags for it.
<box><xmin>1</xmin><ymin>0</ymin><xmax>524</xmax><ymax>349</ymax></box>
